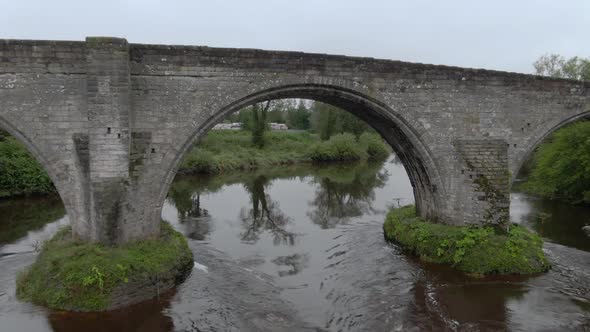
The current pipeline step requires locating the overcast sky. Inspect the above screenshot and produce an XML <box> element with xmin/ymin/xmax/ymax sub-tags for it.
<box><xmin>1</xmin><ymin>0</ymin><xmax>588</xmax><ymax>73</ymax></box>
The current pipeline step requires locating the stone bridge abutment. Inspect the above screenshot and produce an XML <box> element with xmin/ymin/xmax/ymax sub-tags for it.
<box><xmin>0</xmin><ymin>37</ymin><xmax>588</xmax><ymax>245</ymax></box>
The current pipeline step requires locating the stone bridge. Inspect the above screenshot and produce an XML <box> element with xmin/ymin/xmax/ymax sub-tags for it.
<box><xmin>1</xmin><ymin>37</ymin><xmax>588</xmax><ymax>245</ymax></box>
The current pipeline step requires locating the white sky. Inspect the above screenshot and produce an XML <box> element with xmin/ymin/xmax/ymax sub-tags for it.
<box><xmin>1</xmin><ymin>0</ymin><xmax>588</xmax><ymax>73</ymax></box>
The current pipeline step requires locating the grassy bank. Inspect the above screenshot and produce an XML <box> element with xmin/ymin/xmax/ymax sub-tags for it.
<box><xmin>383</xmin><ymin>206</ymin><xmax>550</xmax><ymax>275</ymax></box>
<box><xmin>16</xmin><ymin>222</ymin><xmax>193</xmax><ymax>311</ymax></box>
<box><xmin>179</xmin><ymin>130</ymin><xmax>390</xmax><ymax>174</ymax></box>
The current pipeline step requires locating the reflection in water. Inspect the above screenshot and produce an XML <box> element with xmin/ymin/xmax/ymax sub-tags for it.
<box><xmin>0</xmin><ymin>195</ymin><xmax>64</xmax><ymax>245</ymax></box>
<box><xmin>48</xmin><ymin>292</ymin><xmax>175</xmax><ymax>332</ymax></box>
<box><xmin>1</xmin><ymin>156</ymin><xmax>589</xmax><ymax>331</ymax></box>
<box><xmin>272</xmin><ymin>254</ymin><xmax>310</xmax><ymax>277</ymax></box>
<box><xmin>511</xmin><ymin>192</ymin><xmax>590</xmax><ymax>251</ymax></box>
<box><xmin>240</xmin><ymin>175</ymin><xmax>296</xmax><ymax>245</ymax></box>
<box><xmin>167</xmin><ymin>181</ymin><xmax>211</xmax><ymax>240</ymax></box>
<box><xmin>307</xmin><ymin>162</ymin><xmax>389</xmax><ymax>228</ymax></box>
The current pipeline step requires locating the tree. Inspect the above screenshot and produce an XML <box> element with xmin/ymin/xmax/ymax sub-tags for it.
<box><xmin>251</xmin><ymin>101</ymin><xmax>270</xmax><ymax>148</ymax></box>
<box><xmin>522</xmin><ymin>121</ymin><xmax>590</xmax><ymax>204</ymax></box>
<box><xmin>534</xmin><ymin>54</ymin><xmax>590</xmax><ymax>81</ymax></box>
<box><xmin>286</xmin><ymin>100</ymin><xmax>311</xmax><ymax>130</ymax></box>
<box><xmin>311</xmin><ymin>101</ymin><xmax>372</xmax><ymax>140</ymax></box>
<box><xmin>313</xmin><ymin>102</ymin><xmax>340</xmax><ymax>140</ymax></box>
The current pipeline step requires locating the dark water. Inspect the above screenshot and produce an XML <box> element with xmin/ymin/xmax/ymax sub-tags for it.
<box><xmin>0</xmin><ymin>157</ymin><xmax>589</xmax><ymax>331</ymax></box>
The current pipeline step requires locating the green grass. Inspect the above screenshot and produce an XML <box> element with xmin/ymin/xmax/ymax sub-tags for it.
<box><xmin>16</xmin><ymin>222</ymin><xmax>193</xmax><ymax>311</ymax></box>
<box><xmin>179</xmin><ymin>130</ymin><xmax>390</xmax><ymax>174</ymax></box>
<box><xmin>383</xmin><ymin>206</ymin><xmax>550</xmax><ymax>275</ymax></box>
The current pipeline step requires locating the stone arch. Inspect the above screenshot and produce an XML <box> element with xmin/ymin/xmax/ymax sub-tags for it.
<box><xmin>0</xmin><ymin>114</ymin><xmax>76</xmax><ymax>227</ymax></box>
<box><xmin>512</xmin><ymin>110</ymin><xmax>590</xmax><ymax>182</ymax></box>
<box><xmin>157</xmin><ymin>84</ymin><xmax>445</xmax><ymax>222</ymax></box>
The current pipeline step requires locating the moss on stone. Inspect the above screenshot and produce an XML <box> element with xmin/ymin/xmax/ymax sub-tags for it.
<box><xmin>16</xmin><ymin>222</ymin><xmax>193</xmax><ymax>312</ymax></box>
<box><xmin>383</xmin><ymin>205</ymin><xmax>550</xmax><ymax>275</ymax></box>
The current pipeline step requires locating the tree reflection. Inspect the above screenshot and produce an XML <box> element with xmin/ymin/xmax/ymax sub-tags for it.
<box><xmin>167</xmin><ymin>179</ymin><xmax>211</xmax><ymax>240</ymax></box>
<box><xmin>307</xmin><ymin>161</ymin><xmax>389</xmax><ymax>228</ymax></box>
<box><xmin>239</xmin><ymin>175</ymin><xmax>297</xmax><ymax>245</ymax></box>
<box><xmin>271</xmin><ymin>253</ymin><xmax>310</xmax><ymax>277</ymax></box>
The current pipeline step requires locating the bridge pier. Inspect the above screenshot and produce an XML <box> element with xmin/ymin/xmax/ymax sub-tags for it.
<box><xmin>74</xmin><ymin>37</ymin><xmax>160</xmax><ymax>245</ymax></box>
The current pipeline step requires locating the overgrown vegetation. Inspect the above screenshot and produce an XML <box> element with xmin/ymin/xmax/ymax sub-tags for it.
<box><xmin>0</xmin><ymin>132</ymin><xmax>55</xmax><ymax>197</ymax></box>
<box><xmin>519</xmin><ymin>121</ymin><xmax>590</xmax><ymax>205</ymax></box>
<box><xmin>383</xmin><ymin>205</ymin><xmax>550</xmax><ymax>275</ymax></box>
<box><xmin>16</xmin><ymin>222</ymin><xmax>193</xmax><ymax>311</ymax></box>
<box><xmin>180</xmin><ymin>130</ymin><xmax>390</xmax><ymax>174</ymax></box>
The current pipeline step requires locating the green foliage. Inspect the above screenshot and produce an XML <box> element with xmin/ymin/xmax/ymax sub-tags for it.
<box><xmin>179</xmin><ymin>130</ymin><xmax>319</xmax><ymax>174</ymax></box>
<box><xmin>285</xmin><ymin>101</ymin><xmax>311</xmax><ymax>130</ymax></box>
<box><xmin>308</xmin><ymin>133</ymin><xmax>367</xmax><ymax>162</ymax></box>
<box><xmin>359</xmin><ymin>132</ymin><xmax>390</xmax><ymax>160</ymax></box>
<box><xmin>251</xmin><ymin>102</ymin><xmax>269</xmax><ymax>149</ymax></box>
<box><xmin>383</xmin><ymin>206</ymin><xmax>550</xmax><ymax>275</ymax></box>
<box><xmin>310</xmin><ymin>101</ymin><xmax>372</xmax><ymax>140</ymax></box>
<box><xmin>534</xmin><ymin>54</ymin><xmax>590</xmax><ymax>81</ymax></box>
<box><xmin>179</xmin><ymin>130</ymin><xmax>391</xmax><ymax>175</ymax></box>
<box><xmin>16</xmin><ymin>222</ymin><xmax>193</xmax><ymax>311</ymax></box>
<box><xmin>520</xmin><ymin>121</ymin><xmax>590</xmax><ymax>204</ymax></box>
<box><xmin>0</xmin><ymin>136</ymin><xmax>55</xmax><ymax>197</ymax></box>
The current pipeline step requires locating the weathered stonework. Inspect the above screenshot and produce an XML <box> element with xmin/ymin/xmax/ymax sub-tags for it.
<box><xmin>0</xmin><ymin>37</ymin><xmax>589</xmax><ymax>244</ymax></box>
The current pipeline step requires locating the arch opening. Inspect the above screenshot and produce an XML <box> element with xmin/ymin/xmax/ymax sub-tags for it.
<box><xmin>158</xmin><ymin>84</ymin><xmax>444</xmax><ymax>223</ymax></box>
<box><xmin>512</xmin><ymin>111</ymin><xmax>590</xmax><ymax>209</ymax></box>
<box><xmin>0</xmin><ymin>115</ymin><xmax>72</xmax><ymax>243</ymax></box>
<box><xmin>513</xmin><ymin>111</ymin><xmax>590</xmax><ymax>183</ymax></box>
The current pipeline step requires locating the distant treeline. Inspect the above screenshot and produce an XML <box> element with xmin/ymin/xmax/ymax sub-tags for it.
<box><xmin>226</xmin><ymin>100</ymin><xmax>374</xmax><ymax>139</ymax></box>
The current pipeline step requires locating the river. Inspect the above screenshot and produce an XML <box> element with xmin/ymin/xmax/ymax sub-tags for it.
<box><xmin>0</xmin><ymin>156</ymin><xmax>589</xmax><ymax>331</ymax></box>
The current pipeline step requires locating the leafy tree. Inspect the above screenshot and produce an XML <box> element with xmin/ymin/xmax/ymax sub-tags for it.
<box><xmin>286</xmin><ymin>101</ymin><xmax>311</xmax><ymax>130</ymax></box>
<box><xmin>312</xmin><ymin>102</ymin><xmax>340</xmax><ymax>140</ymax></box>
<box><xmin>251</xmin><ymin>101</ymin><xmax>270</xmax><ymax>148</ymax></box>
<box><xmin>310</xmin><ymin>101</ymin><xmax>371</xmax><ymax>140</ymax></box>
<box><xmin>522</xmin><ymin>121</ymin><xmax>590</xmax><ymax>204</ymax></box>
<box><xmin>534</xmin><ymin>54</ymin><xmax>590</xmax><ymax>81</ymax></box>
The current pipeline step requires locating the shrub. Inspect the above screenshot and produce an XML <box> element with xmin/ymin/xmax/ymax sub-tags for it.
<box><xmin>383</xmin><ymin>205</ymin><xmax>550</xmax><ymax>275</ymax></box>
<box><xmin>520</xmin><ymin>121</ymin><xmax>590</xmax><ymax>204</ymax></box>
<box><xmin>0</xmin><ymin>137</ymin><xmax>54</xmax><ymax>197</ymax></box>
<box><xmin>180</xmin><ymin>149</ymin><xmax>219</xmax><ymax>174</ymax></box>
<box><xmin>359</xmin><ymin>132</ymin><xmax>390</xmax><ymax>160</ymax></box>
<box><xmin>308</xmin><ymin>133</ymin><xmax>367</xmax><ymax>162</ymax></box>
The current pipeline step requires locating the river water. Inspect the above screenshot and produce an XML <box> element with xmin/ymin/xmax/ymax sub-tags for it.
<box><xmin>0</xmin><ymin>157</ymin><xmax>589</xmax><ymax>331</ymax></box>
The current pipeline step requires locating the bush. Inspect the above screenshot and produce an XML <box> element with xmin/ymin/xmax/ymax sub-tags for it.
<box><xmin>521</xmin><ymin>121</ymin><xmax>590</xmax><ymax>204</ymax></box>
<box><xmin>308</xmin><ymin>133</ymin><xmax>367</xmax><ymax>162</ymax></box>
<box><xmin>180</xmin><ymin>149</ymin><xmax>219</xmax><ymax>174</ymax></box>
<box><xmin>359</xmin><ymin>132</ymin><xmax>390</xmax><ymax>160</ymax></box>
<box><xmin>383</xmin><ymin>206</ymin><xmax>550</xmax><ymax>275</ymax></box>
<box><xmin>0</xmin><ymin>137</ymin><xmax>54</xmax><ymax>197</ymax></box>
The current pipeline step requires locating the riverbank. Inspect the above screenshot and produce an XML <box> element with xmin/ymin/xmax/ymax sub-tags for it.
<box><xmin>16</xmin><ymin>222</ymin><xmax>193</xmax><ymax>311</ymax></box>
<box><xmin>383</xmin><ymin>205</ymin><xmax>550</xmax><ymax>275</ymax></box>
<box><xmin>179</xmin><ymin>130</ymin><xmax>389</xmax><ymax>174</ymax></box>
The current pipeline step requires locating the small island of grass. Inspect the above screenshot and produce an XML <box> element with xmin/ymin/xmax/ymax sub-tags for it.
<box><xmin>16</xmin><ymin>222</ymin><xmax>193</xmax><ymax>312</ymax></box>
<box><xmin>383</xmin><ymin>205</ymin><xmax>550</xmax><ymax>275</ymax></box>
